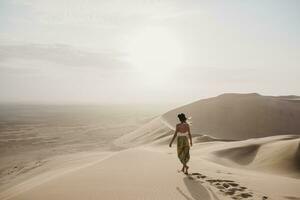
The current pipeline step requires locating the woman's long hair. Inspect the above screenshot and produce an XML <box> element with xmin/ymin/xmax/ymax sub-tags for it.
<box><xmin>177</xmin><ymin>113</ymin><xmax>192</xmax><ymax>125</ymax></box>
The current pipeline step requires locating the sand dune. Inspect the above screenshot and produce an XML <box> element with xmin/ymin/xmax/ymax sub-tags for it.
<box><xmin>163</xmin><ymin>93</ymin><xmax>300</xmax><ymax>140</ymax></box>
<box><xmin>5</xmin><ymin>138</ymin><xmax>300</xmax><ymax>200</ymax></box>
<box><xmin>192</xmin><ymin>135</ymin><xmax>300</xmax><ymax>178</ymax></box>
<box><xmin>116</xmin><ymin>93</ymin><xmax>300</xmax><ymax>145</ymax></box>
<box><xmin>3</xmin><ymin>148</ymin><xmax>219</xmax><ymax>200</ymax></box>
<box><xmin>111</xmin><ymin>93</ymin><xmax>300</xmax><ymax>199</ymax></box>
<box><xmin>2</xmin><ymin>93</ymin><xmax>300</xmax><ymax>200</ymax></box>
<box><xmin>113</xmin><ymin>117</ymin><xmax>173</xmax><ymax>147</ymax></box>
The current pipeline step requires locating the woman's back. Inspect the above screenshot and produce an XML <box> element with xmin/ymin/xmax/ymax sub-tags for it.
<box><xmin>177</xmin><ymin>122</ymin><xmax>189</xmax><ymax>133</ymax></box>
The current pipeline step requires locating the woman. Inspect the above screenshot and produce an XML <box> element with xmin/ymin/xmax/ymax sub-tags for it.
<box><xmin>169</xmin><ymin>113</ymin><xmax>192</xmax><ymax>175</ymax></box>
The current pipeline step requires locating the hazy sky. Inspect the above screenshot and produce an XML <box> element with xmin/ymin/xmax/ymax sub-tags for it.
<box><xmin>1</xmin><ymin>0</ymin><xmax>300</xmax><ymax>105</ymax></box>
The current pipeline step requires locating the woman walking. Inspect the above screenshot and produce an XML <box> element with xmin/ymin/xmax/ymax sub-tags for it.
<box><xmin>169</xmin><ymin>113</ymin><xmax>192</xmax><ymax>175</ymax></box>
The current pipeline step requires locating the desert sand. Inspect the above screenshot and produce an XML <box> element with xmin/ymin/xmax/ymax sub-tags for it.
<box><xmin>1</xmin><ymin>94</ymin><xmax>300</xmax><ymax>200</ymax></box>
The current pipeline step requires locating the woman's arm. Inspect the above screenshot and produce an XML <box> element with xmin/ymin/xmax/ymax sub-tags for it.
<box><xmin>188</xmin><ymin>124</ymin><xmax>192</xmax><ymax>146</ymax></box>
<box><xmin>169</xmin><ymin>125</ymin><xmax>178</xmax><ymax>147</ymax></box>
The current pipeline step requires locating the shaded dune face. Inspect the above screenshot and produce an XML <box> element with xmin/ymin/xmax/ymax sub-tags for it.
<box><xmin>214</xmin><ymin>144</ymin><xmax>260</xmax><ymax>165</ymax></box>
<box><xmin>208</xmin><ymin>138</ymin><xmax>300</xmax><ymax>178</ymax></box>
<box><xmin>162</xmin><ymin>93</ymin><xmax>300</xmax><ymax>140</ymax></box>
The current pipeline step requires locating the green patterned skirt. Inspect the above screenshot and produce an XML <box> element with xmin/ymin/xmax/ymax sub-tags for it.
<box><xmin>177</xmin><ymin>136</ymin><xmax>190</xmax><ymax>165</ymax></box>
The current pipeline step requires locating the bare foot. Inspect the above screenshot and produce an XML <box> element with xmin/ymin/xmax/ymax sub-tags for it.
<box><xmin>177</xmin><ymin>166</ymin><xmax>185</xmax><ymax>173</ymax></box>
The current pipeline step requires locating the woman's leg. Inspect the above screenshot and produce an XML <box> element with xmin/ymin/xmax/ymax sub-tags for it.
<box><xmin>183</xmin><ymin>145</ymin><xmax>190</xmax><ymax>174</ymax></box>
<box><xmin>181</xmin><ymin>165</ymin><xmax>185</xmax><ymax>172</ymax></box>
<box><xmin>178</xmin><ymin>137</ymin><xmax>190</xmax><ymax>174</ymax></box>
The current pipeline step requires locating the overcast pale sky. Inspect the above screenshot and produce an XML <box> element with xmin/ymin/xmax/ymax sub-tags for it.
<box><xmin>0</xmin><ymin>0</ymin><xmax>299</xmax><ymax>105</ymax></box>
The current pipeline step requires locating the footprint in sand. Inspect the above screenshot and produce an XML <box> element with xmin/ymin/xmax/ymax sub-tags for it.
<box><xmin>216</xmin><ymin>170</ymin><xmax>233</xmax><ymax>175</ymax></box>
<box><xmin>189</xmin><ymin>172</ymin><xmax>268</xmax><ymax>200</ymax></box>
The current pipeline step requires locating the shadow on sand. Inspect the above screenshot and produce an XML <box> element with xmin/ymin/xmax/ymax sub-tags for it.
<box><xmin>177</xmin><ymin>176</ymin><xmax>212</xmax><ymax>200</ymax></box>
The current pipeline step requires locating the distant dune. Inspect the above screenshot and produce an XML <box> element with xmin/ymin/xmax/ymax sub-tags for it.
<box><xmin>115</xmin><ymin>93</ymin><xmax>300</xmax><ymax>146</ymax></box>
<box><xmin>163</xmin><ymin>93</ymin><xmax>300</xmax><ymax>140</ymax></box>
